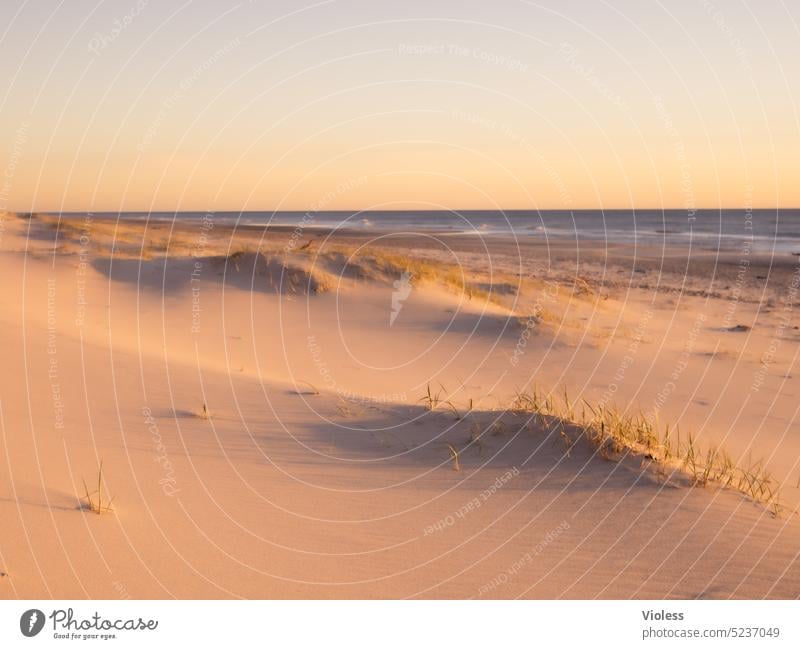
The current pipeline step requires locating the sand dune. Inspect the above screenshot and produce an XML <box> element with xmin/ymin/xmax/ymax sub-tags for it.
<box><xmin>1</xmin><ymin>212</ymin><xmax>799</xmax><ymax>598</ymax></box>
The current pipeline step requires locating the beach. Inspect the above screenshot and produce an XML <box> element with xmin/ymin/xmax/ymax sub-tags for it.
<box><xmin>1</xmin><ymin>210</ymin><xmax>799</xmax><ymax>598</ymax></box>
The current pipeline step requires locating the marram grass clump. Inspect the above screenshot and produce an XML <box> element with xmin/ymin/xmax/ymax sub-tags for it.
<box><xmin>508</xmin><ymin>385</ymin><xmax>785</xmax><ymax>517</ymax></box>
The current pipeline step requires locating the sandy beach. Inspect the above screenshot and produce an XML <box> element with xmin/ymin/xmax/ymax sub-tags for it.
<box><xmin>0</xmin><ymin>210</ymin><xmax>798</xmax><ymax>599</ymax></box>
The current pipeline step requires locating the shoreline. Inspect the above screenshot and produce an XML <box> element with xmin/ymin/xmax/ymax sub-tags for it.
<box><xmin>43</xmin><ymin>210</ymin><xmax>800</xmax><ymax>299</ymax></box>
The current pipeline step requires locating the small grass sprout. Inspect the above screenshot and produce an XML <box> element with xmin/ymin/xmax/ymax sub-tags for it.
<box><xmin>82</xmin><ymin>459</ymin><xmax>114</xmax><ymax>515</ymax></box>
<box><xmin>444</xmin><ymin>443</ymin><xmax>461</xmax><ymax>471</ymax></box>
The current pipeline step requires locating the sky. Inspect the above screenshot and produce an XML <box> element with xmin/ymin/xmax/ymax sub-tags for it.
<box><xmin>0</xmin><ymin>0</ymin><xmax>798</xmax><ymax>212</ymax></box>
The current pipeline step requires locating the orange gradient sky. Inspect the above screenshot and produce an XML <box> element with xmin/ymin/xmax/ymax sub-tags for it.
<box><xmin>0</xmin><ymin>0</ymin><xmax>798</xmax><ymax>212</ymax></box>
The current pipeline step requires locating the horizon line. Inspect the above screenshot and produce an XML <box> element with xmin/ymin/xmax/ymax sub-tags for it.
<box><xmin>20</xmin><ymin>206</ymin><xmax>800</xmax><ymax>215</ymax></box>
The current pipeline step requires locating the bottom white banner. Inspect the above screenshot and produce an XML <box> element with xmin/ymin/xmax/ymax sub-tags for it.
<box><xmin>0</xmin><ymin>600</ymin><xmax>795</xmax><ymax>648</ymax></box>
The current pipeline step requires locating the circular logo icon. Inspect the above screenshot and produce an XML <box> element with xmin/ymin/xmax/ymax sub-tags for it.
<box><xmin>20</xmin><ymin>609</ymin><xmax>45</xmax><ymax>637</ymax></box>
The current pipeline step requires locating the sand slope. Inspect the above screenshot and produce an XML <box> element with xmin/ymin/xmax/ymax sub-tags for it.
<box><xmin>1</xmin><ymin>214</ymin><xmax>799</xmax><ymax>598</ymax></box>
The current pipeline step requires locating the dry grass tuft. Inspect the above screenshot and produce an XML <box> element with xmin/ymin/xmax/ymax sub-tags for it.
<box><xmin>295</xmin><ymin>381</ymin><xmax>320</xmax><ymax>396</ymax></box>
<box><xmin>420</xmin><ymin>383</ymin><xmax>460</xmax><ymax>419</ymax></box>
<box><xmin>511</xmin><ymin>384</ymin><xmax>785</xmax><ymax>516</ymax></box>
<box><xmin>82</xmin><ymin>459</ymin><xmax>114</xmax><ymax>515</ymax></box>
<box><xmin>339</xmin><ymin>248</ymin><xmax>500</xmax><ymax>304</ymax></box>
<box><xmin>444</xmin><ymin>443</ymin><xmax>461</xmax><ymax>471</ymax></box>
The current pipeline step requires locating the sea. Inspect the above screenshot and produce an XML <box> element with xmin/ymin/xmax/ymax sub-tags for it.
<box><xmin>61</xmin><ymin>209</ymin><xmax>800</xmax><ymax>255</ymax></box>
